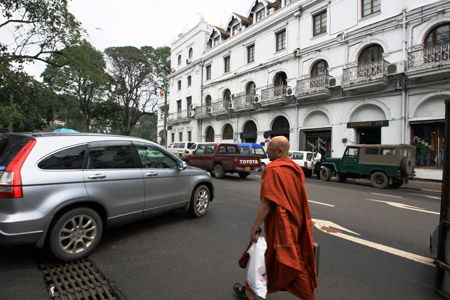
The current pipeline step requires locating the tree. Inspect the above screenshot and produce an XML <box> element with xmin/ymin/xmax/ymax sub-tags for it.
<box><xmin>105</xmin><ymin>46</ymin><xmax>156</xmax><ymax>136</ymax></box>
<box><xmin>0</xmin><ymin>69</ymin><xmax>58</xmax><ymax>131</ymax></box>
<box><xmin>42</xmin><ymin>40</ymin><xmax>109</xmax><ymax>132</ymax></box>
<box><xmin>0</xmin><ymin>0</ymin><xmax>81</xmax><ymax>65</ymax></box>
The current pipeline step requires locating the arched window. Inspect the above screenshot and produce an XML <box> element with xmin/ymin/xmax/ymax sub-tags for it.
<box><xmin>273</xmin><ymin>72</ymin><xmax>288</xmax><ymax>97</ymax></box>
<box><xmin>243</xmin><ymin>121</ymin><xmax>257</xmax><ymax>143</ymax></box>
<box><xmin>311</xmin><ymin>60</ymin><xmax>328</xmax><ymax>88</ymax></box>
<box><xmin>206</xmin><ymin>126</ymin><xmax>215</xmax><ymax>142</ymax></box>
<box><xmin>358</xmin><ymin>44</ymin><xmax>384</xmax><ymax>77</ymax></box>
<box><xmin>223</xmin><ymin>124</ymin><xmax>234</xmax><ymax>140</ymax></box>
<box><xmin>223</xmin><ymin>89</ymin><xmax>231</xmax><ymax>102</ymax></box>
<box><xmin>246</xmin><ymin>82</ymin><xmax>256</xmax><ymax>102</ymax></box>
<box><xmin>271</xmin><ymin>116</ymin><xmax>290</xmax><ymax>140</ymax></box>
<box><xmin>189</xmin><ymin>48</ymin><xmax>193</xmax><ymax>59</ymax></box>
<box><xmin>358</xmin><ymin>44</ymin><xmax>383</xmax><ymax>65</ymax></box>
<box><xmin>425</xmin><ymin>23</ymin><xmax>450</xmax><ymax>48</ymax></box>
<box><xmin>178</xmin><ymin>55</ymin><xmax>182</xmax><ymax>66</ymax></box>
<box><xmin>205</xmin><ymin>95</ymin><xmax>212</xmax><ymax>106</ymax></box>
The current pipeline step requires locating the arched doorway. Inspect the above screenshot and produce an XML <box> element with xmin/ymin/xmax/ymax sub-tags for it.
<box><xmin>205</xmin><ymin>126</ymin><xmax>215</xmax><ymax>142</ymax></box>
<box><xmin>270</xmin><ymin>116</ymin><xmax>290</xmax><ymax>140</ymax></box>
<box><xmin>273</xmin><ymin>72</ymin><xmax>288</xmax><ymax>97</ymax></box>
<box><xmin>241</xmin><ymin>121</ymin><xmax>257</xmax><ymax>143</ymax></box>
<box><xmin>246</xmin><ymin>81</ymin><xmax>256</xmax><ymax>103</ymax></box>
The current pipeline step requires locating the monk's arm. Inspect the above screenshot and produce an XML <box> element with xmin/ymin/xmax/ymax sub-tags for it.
<box><xmin>251</xmin><ymin>197</ymin><xmax>272</xmax><ymax>242</ymax></box>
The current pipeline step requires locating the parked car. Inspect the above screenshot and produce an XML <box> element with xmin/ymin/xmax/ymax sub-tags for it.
<box><xmin>183</xmin><ymin>143</ymin><xmax>261</xmax><ymax>178</ymax></box>
<box><xmin>0</xmin><ymin>132</ymin><xmax>214</xmax><ymax>261</ymax></box>
<box><xmin>319</xmin><ymin>144</ymin><xmax>415</xmax><ymax>189</ymax></box>
<box><xmin>289</xmin><ymin>151</ymin><xmax>313</xmax><ymax>177</ymax></box>
<box><xmin>168</xmin><ymin>141</ymin><xmax>197</xmax><ymax>157</ymax></box>
<box><xmin>237</xmin><ymin>143</ymin><xmax>270</xmax><ymax>171</ymax></box>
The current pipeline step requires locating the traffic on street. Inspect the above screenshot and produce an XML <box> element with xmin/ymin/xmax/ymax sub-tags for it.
<box><xmin>0</xmin><ymin>173</ymin><xmax>444</xmax><ymax>300</ymax></box>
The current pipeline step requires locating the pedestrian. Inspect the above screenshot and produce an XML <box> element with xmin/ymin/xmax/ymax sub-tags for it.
<box><xmin>313</xmin><ymin>149</ymin><xmax>322</xmax><ymax>179</ymax></box>
<box><xmin>234</xmin><ymin>136</ymin><xmax>318</xmax><ymax>300</ymax></box>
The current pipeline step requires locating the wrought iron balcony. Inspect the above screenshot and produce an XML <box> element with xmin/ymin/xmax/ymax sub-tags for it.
<box><xmin>167</xmin><ymin>109</ymin><xmax>190</xmax><ymax>125</ymax></box>
<box><xmin>342</xmin><ymin>60</ymin><xmax>389</xmax><ymax>93</ymax></box>
<box><xmin>260</xmin><ymin>85</ymin><xmax>293</xmax><ymax>107</ymax></box>
<box><xmin>407</xmin><ymin>44</ymin><xmax>450</xmax><ymax>81</ymax></box>
<box><xmin>231</xmin><ymin>93</ymin><xmax>257</xmax><ymax>112</ymax></box>
<box><xmin>211</xmin><ymin>99</ymin><xmax>230</xmax><ymax>116</ymax></box>
<box><xmin>295</xmin><ymin>74</ymin><xmax>331</xmax><ymax>101</ymax></box>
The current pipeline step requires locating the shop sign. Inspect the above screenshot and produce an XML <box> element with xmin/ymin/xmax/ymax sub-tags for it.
<box><xmin>347</xmin><ymin>120</ymin><xmax>388</xmax><ymax>128</ymax></box>
<box><xmin>240</xmin><ymin>131</ymin><xmax>257</xmax><ymax>139</ymax></box>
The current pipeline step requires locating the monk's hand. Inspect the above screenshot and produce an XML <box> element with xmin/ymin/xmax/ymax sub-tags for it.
<box><xmin>251</xmin><ymin>228</ymin><xmax>261</xmax><ymax>243</ymax></box>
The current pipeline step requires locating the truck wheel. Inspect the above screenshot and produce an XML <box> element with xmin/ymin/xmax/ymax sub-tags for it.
<box><xmin>189</xmin><ymin>184</ymin><xmax>210</xmax><ymax>217</ymax></box>
<box><xmin>49</xmin><ymin>207</ymin><xmax>103</xmax><ymax>261</ymax></box>
<box><xmin>320</xmin><ymin>167</ymin><xmax>331</xmax><ymax>181</ymax></box>
<box><xmin>371</xmin><ymin>172</ymin><xmax>388</xmax><ymax>189</ymax></box>
<box><xmin>337</xmin><ymin>173</ymin><xmax>347</xmax><ymax>182</ymax></box>
<box><xmin>401</xmin><ymin>158</ymin><xmax>413</xmax><ymax>176</ymax></box>
<box><xmin>213</xmin><ymin>164</ymin><xmax>225</xmax><ymax>179</ymax></box>
<box><xmin>238</xmin><ymin>172</ymin><xmax>250</xmax><ymax>178</ymax></box>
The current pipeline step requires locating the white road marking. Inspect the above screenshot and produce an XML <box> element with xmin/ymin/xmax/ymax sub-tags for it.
<box><xmin>406</xmin><ymin>193</ymin><xmax>441</xmax><ymax>200</ymax></box>
<box><xmin>366</xmin><ymin>198</ymin><xmax>439</xmax><ymax>215</ymax></box>
<box><xmin>313</xmin><ymin>218</ymin><xmax>434</xmax><ymax>267</ymax></box>
<box><xmin>309</xmin><ymin>200</ymin><xmax>335</xmax><ymax>207</ymax></box>
<box><xmin>371</xmin><ymin>192</ymin><xmax>402</xmax><ymax>199</ymax></box>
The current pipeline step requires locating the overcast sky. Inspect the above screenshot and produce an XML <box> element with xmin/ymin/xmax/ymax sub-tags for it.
<box><xmin>68</xmin><ymin>0</ymin><xmax>254</xmax><ymax>51</ymax></box>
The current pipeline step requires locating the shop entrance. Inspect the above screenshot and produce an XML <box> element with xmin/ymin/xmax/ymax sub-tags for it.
<box><xmin>270</xmin><ymin>116</ymin><xmax>290</xmax><ymax>140</ymax></box>
<box><xmin>357</xmin><ymin>127</ymin><xmax>381</xmax><ymax>144</ymax></box>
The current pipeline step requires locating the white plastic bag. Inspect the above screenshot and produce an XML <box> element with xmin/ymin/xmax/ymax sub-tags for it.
<box><xmin>247</xmin><ymin>236</ymin><xmax>268</xmax><ymax>299</ymax></box>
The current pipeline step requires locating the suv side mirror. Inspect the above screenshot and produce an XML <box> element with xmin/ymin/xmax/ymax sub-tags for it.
<box><xmin>179</xmin><ymin>161</ymin><xmax>187</xmax><ymax>170</ymax></box>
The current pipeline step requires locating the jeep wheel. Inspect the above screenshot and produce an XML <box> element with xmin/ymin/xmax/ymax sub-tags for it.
<box><xmin>320</xmin><ymin>167</ymin><xmax>331</xmax><ymax>181</ymax></box>
<box><xmin>49</xmin><ymin>207</ymin><xmax>103</xmax><ymax>261</ymax></box>
<box><xmin>371</xmin><ymin>172</ymin><xmax>388</xmax><ymax>189</ymax></box>
<box><xmin>389</xmin><ymin>179</ymin><xmax>403</xmax><ymax>189</ymax></box>
<box><xmin>213</xmin><ymin>164</ymin><xmax>225</xmax><ymax>179</ymax></box>
<box><xmin>337</xmin><ymin>173</ymin><xmax>347</xmax><ymax>182</ymax></box>
<box><xmin>401</xmin><ymin>158</ymin><xmax>413</xmax><ymax>176</ymax></box>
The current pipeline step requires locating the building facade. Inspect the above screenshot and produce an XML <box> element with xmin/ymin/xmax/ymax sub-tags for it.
<box><xmin>157</xmin><ymin>0</ymin><xmax>449</xmax><ymax>170</ymax></box>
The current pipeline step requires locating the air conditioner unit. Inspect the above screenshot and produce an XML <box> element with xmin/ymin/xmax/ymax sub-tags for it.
<box><xmin>253</xmin><ymin>95</ymin><xmax>260</xmax><ymax>104</ymax></box>
<box><xmin>207</xmin><ymin>107</ymin><xmax>213</xmax><ymax>114</ymax></box>
<box><xmin>328</xmin><ymin>77</ymin><xmax>342</xmax><ymax>88</ymax></box>
<box><xmin>387</xmin><ymin>61</ymin><xmax>406</xmax><ymax>75</ymax></box>
<box><xmin>186</xmin><ymin>58</ymin><xmax>191</xmax><ymax>64</ymax></box>
<box><xmin>189</xmin><ymin>110</ymin><xmax>196</xmax><ymax>118</ymax></box>
<box><xmin>284</xmin><ymin>86</ymin><xmax>294</xmax><ymax>96</ymax></box>
<box><xmin>189</xmin><ymin>104</ymin><xmax>197</xmax><ymax>110</ymax></box>
<box><xmin>228</xmin><ymin>101</ymin><xmax>235</xmax><ymax>110</ymax></box>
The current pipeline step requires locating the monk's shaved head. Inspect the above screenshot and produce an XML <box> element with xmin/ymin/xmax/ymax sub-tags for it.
<box><xmin>267</xmin><ymin>136</ymin><xmax>290</xmax><ymax>160</ymax></box>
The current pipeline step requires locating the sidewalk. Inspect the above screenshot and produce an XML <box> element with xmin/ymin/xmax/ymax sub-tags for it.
<box><xmin>404</xmin><ymin>179</ymin><xmax>442</xmax><ymax>193</ymax></box>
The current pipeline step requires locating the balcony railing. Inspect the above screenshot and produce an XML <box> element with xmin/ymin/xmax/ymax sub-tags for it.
<box><xmin>211</xmin><ymin>99</ymin><xmax>229</xmax><ymax>116</ymax></box>
<box><xmin>408</xmin><ymin>44</ymin><xmax>450</xmax><ymax>71</ymax></box>
<box><xmin>260</xmin><ymin>85</ymin><xmax>292</xmax><ymax>106</ymax></box>
<box><xmin>343</xmin><ymin>60</ymin><xmax>388</xmax><ymax>85</ymax></box>
<box><xmin>232</xmin><ymin>93</ymin><xmax>257</xmax><ymax>111</ymax></box>
<box><xmin>296</xmin><ymin>74</ymin><xmax>330</xmax><ymax>97</ymax></box>
<box><xmin>167</xmin><ymin>109</ymin><xmax>190</xmax><ymax>125</ymax></box>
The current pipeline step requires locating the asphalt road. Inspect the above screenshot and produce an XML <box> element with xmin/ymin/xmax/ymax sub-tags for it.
<box><xmin>0</xmin><ymin>174</ymin><xmax>445</xmax><ymax>300</ymax></box>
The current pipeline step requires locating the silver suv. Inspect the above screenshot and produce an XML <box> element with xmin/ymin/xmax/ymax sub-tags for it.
<box><xmin>0</xmin><ymin>133</ymin><xmax>214</xmax><ymax>261</ymax></box>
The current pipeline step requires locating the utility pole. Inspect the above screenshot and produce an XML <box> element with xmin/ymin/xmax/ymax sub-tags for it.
<box><xmin>163</xmin><ymin>83</ymin><xmax>168</xmax><ymax>148</ymax></box>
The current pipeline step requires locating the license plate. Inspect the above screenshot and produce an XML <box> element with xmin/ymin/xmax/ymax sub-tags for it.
<box><xmin>245</xmin><ymin>167</ymin><xmax>250</xmax><ymax>171</ymax></box>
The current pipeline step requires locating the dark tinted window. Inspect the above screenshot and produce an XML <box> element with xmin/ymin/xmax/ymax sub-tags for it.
<box><xmin>38</xmin><ymin>145</ymin><xmax>86</xmax><ymax>169</ymax></box>
<box><xmin>136</xmin><ymin>145</ymin><xmax>178</xmax><ymax>169</ymax></box>
<box><xmin>0</xmin><ymin>135</ymin><xmax>33</xmax><ymax>170</ymax></box>
<box><xmin>88</xmin><ymin>145</ymin><xmax>136</xmax><ymax>169</ymax></box>
<box><xmin>365</xmin><ymin>148</ymin><xmax>379</xmax><ymax>155</ymax></box>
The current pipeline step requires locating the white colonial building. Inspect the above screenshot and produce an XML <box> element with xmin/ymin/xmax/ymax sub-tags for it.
<box><xmin>157</xmin><ymin>0</ymin><xmax>449</xmax><ymax>170</ymax></box>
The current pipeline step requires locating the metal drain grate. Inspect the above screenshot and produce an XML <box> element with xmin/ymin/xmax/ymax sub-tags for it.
<box><xmin>40</xmin><ymin>258</ymin><xmax>124</xmax><ymax>300</ymax></box>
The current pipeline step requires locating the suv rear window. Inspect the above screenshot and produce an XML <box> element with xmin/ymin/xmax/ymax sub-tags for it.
<box><xmin>0</xmin><ymin>135</ymin><xmax>33</xmax><ymax>170</ymax></box>
<box><xmin>88</xmin><ymin>145</ymin><xmax>136</xmax><ymax>169</ymax></box>
<box><xmin>38</xmin><ymin>145</ymin><xmax>86</xmax><ymax>169</ymax></box>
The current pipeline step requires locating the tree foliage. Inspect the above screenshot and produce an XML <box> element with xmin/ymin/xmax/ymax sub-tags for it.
<box><xmin>42</xmin><ymin>40</ymin><xmax>109</xmax><ymax>132</ymax></box>
<box><xmin>105</xmin><ymin>46</ymin><xmax>156</xmax><ymax>136</ymax></box>
<box><xmin>0</xmin><ymin>0</ymin><xmax>81</xmax><ymax>65</ymax></box>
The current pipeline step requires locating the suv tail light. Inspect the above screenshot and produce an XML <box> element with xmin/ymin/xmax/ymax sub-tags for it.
<box><xmin>0</xmin><ymin>139</ymin><xmax>36</xmax><ymax>198</ymax></box>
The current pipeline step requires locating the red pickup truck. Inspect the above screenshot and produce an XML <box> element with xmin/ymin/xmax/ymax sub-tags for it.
<box><xmin>182</xmin><ymin>143</ymin><xmax>261</xmax><ymax>178</ymax></box>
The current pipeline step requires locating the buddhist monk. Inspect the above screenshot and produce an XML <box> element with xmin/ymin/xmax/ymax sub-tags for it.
<box><xmin>234</xmin><ymin>136</ymin><xmax>318</xmax><ymax>300</ymax></box>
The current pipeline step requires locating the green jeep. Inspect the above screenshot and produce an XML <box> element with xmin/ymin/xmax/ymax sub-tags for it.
<box><xmin>320</xmin><ymin>144</ymin><xmax>415</xmax><ymax>189</ymax></box>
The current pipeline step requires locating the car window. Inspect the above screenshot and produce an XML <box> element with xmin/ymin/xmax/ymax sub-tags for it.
<box><xmin>205</xmin><ymin>145</ymin><xmax>215</xmax><ymax>154</ymax></box>
<box><xmin>381</xmin><ymin>148</ymin><xmax>395</xmax><ymax>155</ymax></box>
<box><xmin>88</xmin><ymin>145</ymin><xmax>136</xmax><ymax>169</ymax></box>
<box><xmin>178</xmin><ymin>143</ymin><xmax>185</xmax><ymax>149</ymax></box>
<box><xmin>306</xmin><ymin>153</ymin><xmax>313</xmax><ymax>160</ymax></box>
<box><xmin>240</xmin><ymin>146</ymin><xmax>250</xmax><ymax>154</ymax></box>
<box><xmin>253</xmin><ymin>148</ymin><xmax>265</xmax><ymax>155</ymax></box>
<box><xmin>38</xmin><ymin>145</ymin><xmax>86</xmax><ymax>169</ymax></box>
<box><xmin>187</xmin><ymin>143</ymin><xmax>194</xmax><ymax>149</ymax></box>
<box><xmin>194</xmin><ymin>145</ymin><xmax>205</xmax><ymax>154</ymax></box>
<box><xmin>0</xmin><ymin>134</ymin><xmax>33</xmax><ymax>170</ymax></box>
<box><xmin>189</xmin><ymin>143</ymin><xmax>197</xmax><ymax>150</ymax></box>
<box><xmin>136</xmin><ymin>145</ymin><xmax>178</xmax><ymax>169</ymax></box>
<box><xmin>365</xmin><ymin>148</ymin><xmax>379</xmax><ymax>155</ymax></box>
<box><xmin>345</xmin><ymin>147</ymin><xmax>359</xmax><ymax>157</ymax></box>
<box><xmin>293</xmin><ymin>153</ymin><xmax>304</xmax><ymax>160</ymax></box>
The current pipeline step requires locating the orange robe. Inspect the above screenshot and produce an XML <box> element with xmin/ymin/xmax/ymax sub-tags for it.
<box><xmin>261</xmin><ymin>158</ymin><xmax>318</xmax><ymax>299</ymax></box>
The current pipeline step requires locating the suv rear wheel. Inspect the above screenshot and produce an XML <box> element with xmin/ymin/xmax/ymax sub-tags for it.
<box><xmin>371</xmin><ymin>172</ymin><xmax>388</xmax><ymax>189</ymax></box>
<box><xmin>49</xmin><ymin>207</ymin><xmax>103</xmax><ymax>261</ymax></box>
